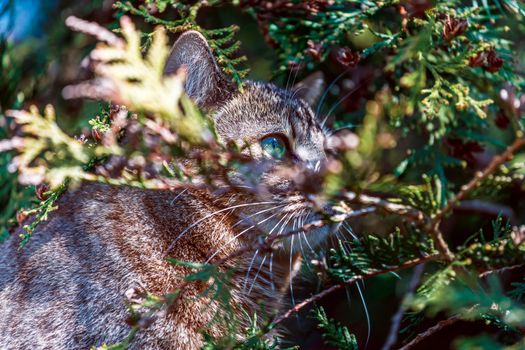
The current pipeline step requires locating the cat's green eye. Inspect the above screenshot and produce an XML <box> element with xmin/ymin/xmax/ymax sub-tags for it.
<box><xmin>260</xmin><ymin>136</ymin><xmax>287</xmax><ymax>159</ymax></box>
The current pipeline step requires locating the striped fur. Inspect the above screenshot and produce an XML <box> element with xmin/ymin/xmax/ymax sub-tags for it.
<box><xmin>0</xmin><ymin>31</ymin><xmax>330</xmax><ymax>349</ymax></box>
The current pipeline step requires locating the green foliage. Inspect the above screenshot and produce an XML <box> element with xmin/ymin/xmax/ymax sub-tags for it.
<box><xmin>114</xmin><ymin>0</ymin><xmax>249</xmax><ymax>89</ymax></box>
<box><xmin>0</xmin><ymin>37</ymin><xmax>40</xmax><ymax>242</ymax></box>
<box><xmin>509</xmin><ymin>277</ymin><xmax>525</xmax><ymax>301</ymax></box>
<box><xmin>17</xmin><ymin>183</ymin><xmax>67</xmax><ymax>248</ymax></box>
<box><xmin>201</xmin><ymin>314</ymin><xmax>286</xmax><ymax>350</ymax></box>
<box><xmin>2</xmin><ymin>0</ymin><xmax>525</xmax><ymax>349</ymax></box>
<box><xmin>313</xmin><ymin>307</ymin><xmax>358</xmax><ymax>350</ymax></box>
<box><xmin>243</xmin><ymin>0</ymin><xmax>398</xmax><ymax>70</ymax></box>
<box><xmin>385</xmin><ymin>0</ymin><xmax>525</xmax><ymax>194</ymax></box>
<box><xmin>328</xmin><ymin>226</ymin><xmax>435</xmax><ymax>282</ymax></box>
<box><xmin>458</xmin><ymin>216</ymin><xmax>524</xmax><ymax>273</ymax></box>
<box><xmin>169</xmin><ymin>260</ymin><xmax>286</xmax><ymax>350</ymax></box>
<box><xmin>0</xmin><ymin>140</ymin><xmax>33</xmax><ymax>242</ymax></box>
<box><xmin>404</xmin><ymin>216</ymin><xmax>525</xmax><ymax>345</ymax></box>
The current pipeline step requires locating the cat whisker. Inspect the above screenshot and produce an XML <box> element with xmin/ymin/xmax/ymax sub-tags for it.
<box><xmin>390</xmin><ymin>271</ymin><xmax>401</xmax><ymax>280</ymax></box>
<box><xmin>213</xmin><ymin>204</ymin><xmax>287</xmax><ymax>245</ymax></box>
<box><xmin>322</xmin><ymin>78</ymin><xmax>369</xmax><ymax>128</ymax></box>
<box><xmin>284</xmin><ymin>53</ymin><xmax>302</xmax><ymax>92</ymax></box>
<box><xmin>276</xmin><ymin>212</ymin><xmax>294</xmax><ymax>237</ymax></box>
<box><xmin>289</xmin><ymin>234</ymin><xmax>297</xmax><ymax>310</ymax></box>
<box><xmin>206</xmin><ymin>210</ymin><xmax>281</xmax><ymax>263</ymax></box>
<box><xmin>264</xmin><ymin>210</ymin><xmax>298</xmax><ymax>293</ymax></box>
<box><xmin>300</xmin><ymin>211</ymin><xmax>316</xmax><ymax>254</ymax></box>
<box><xmin>242</xmin><ymin>212</ymin><xmax>292</xmax><ymax>291</ymax></box>
<box><xmin>341</xmin><ymin>222</ymin><xmax>398</xmax><ymax>284</ymax></box>
<box><xmin>337</xmin><ymin>230</ymin><xmax>366</xmax><ymax>294</ymax></box>
<box><xmin>335</xmin><ymin>228</ymin><xmax>371</xmax><ymax>349</ymax></box>
<box><xmin>296</xmin><ymin>215</ymin><xmax>312</xmax><ymax>271</ymax></box>
<box><xmin>287</xmin><ymin>63</ymin><xmax>302</xmax><ymax>104</ymax></box>
<box><xmin>170</xmin><ymin>188</ymin><xmax>188</xmax><ymax>205</ymax></box>
<box><xmin>316</xmin><ymin>67</ymin><xmax>353</xmax><ymax>120</ymax></box>
<box><xmin>301</xmin><ymin>231</ymin><xmax>316</xmax><ymax>254</ymax></box>
<box><xmin>243</xmin><ymin>249</ymin><xmax>260</xmax><ymax>293</ymax></box>
<box><xmin>231</xmin><ymin>204</ymin><xmax>287</xmax><ymax>230</ymax></box>
<box><xmin>252</xmin><ymin>211</ymin><xmax>295</xmax><ymax>294</ymax></box>
<box><xmin>344</xmin><ymin>284</ymin><xmax>353</xmax><ymax>314</ymax></box>
<box><xmin>356</xmin><ymin>280</ymin><xmax>371</xmax><ymax>349</ymax></box>
<box><xmin>247</xmin><ymin>253</ymin><xmax>267</xmax><ymax>295</ymax></box>
<box><xmin>167</xmin><ymin>201</ymin><xmax>278</xmax><ymax>253</ymax></box>
<box><xmin>269</xmin><ymin>252</ymin><xmax>275</xmax><ymax>291</ymax></box>
<box><xmin>342</xmin><ymin>222</ymin><xmax>359</xmax><ymax>241</ymax></box>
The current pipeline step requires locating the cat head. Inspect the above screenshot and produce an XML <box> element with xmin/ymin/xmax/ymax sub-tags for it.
<box><xmin>165</xmin><ymin>31</ymin><xmax>335</xmax><ymax>252</ymax></box>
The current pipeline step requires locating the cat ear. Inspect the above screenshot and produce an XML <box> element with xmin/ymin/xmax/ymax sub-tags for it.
<box><xmin>164</xmin><ymin>31</ymin><xmax>235</xmax><ymax>109</ymax></box>
<box><xmin>292</xmin><ymin>71</ymin><xmax>325</xmax><ymax>107</ymax></box>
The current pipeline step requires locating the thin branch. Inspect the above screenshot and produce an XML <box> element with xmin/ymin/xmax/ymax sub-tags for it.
<box><xmin>343</xmin><ymin>192</ymin><xmax>427</xmax><ymax>224</ymax></box>
<box><xmin>381</xmin><ymin>264</ymin><xmax>426</xmax><ymax>350</ymax></box>
<box><xmin>398</xmin><ymin>315</ymin><xmax>461</xmax><ymax>350</ymax></box>
<box><xmin>344</xmin><ymin>137</ymin><xmax>525</xmax><ymax>263</ymax></box>
<box><xmin>65</xmin><ymin>16</ymin><xmax>124</xmax><ymax>48</ymax></box>
<box><xmin>478</xmin><ymin>263</ymin><xmax>525</xmax><ymax>278</ymax></box>
<box><xmin>214</xmin><ymin>207</ymin><xmax>377</xmax><ymax>266</ymax></box>
<box><xmin>433</xmin><ymin>136</ymin><xmax>525</xmax><ymax>223</ymax></box>
<box><xmin>395</xmin><ymin>265</ymin><xmax>524</xmax><ymax>349</ymax></box>
<box><xmin>424</xmin><ymin>136</ymin><xmax>525</xmax><ymax>261</ymax></box>
<box><xmin>342</xmin><ymin>192</ymin><xmax>455</xmax><ymax>261</ymax></box>
<box><xmin>271</xmin><ymin>254</ymin><xmax>440</xmax><ymax>326</ymax></box>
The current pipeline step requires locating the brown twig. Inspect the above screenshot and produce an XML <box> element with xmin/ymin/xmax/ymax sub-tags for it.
<box><xmin>426</xmin><ymin>221</ymin><xmax>455</xmax><ymax>262</ymax></box>
<box><xmin>427</xmin><ymin>136</ymin><xmax>525</xmax><ymax>261</ymax></box>
<box><xmin>271</xmin><ymin>254</ymin><xmax>440</xmax><ymax>326</ymax></box>
<box><xmin>344</xmin><ymin>192</ymin><xmax>427</xmax><ymax>224</ymax></box>
<box><xmin>381</xmin><ymin>264</ymin><xmax>426</xmax><ymax>350</ymax></box>
<box><xmin>343</xmin><ymin>137</ymin><xmax>525</xmax><ymax>263</ymax></box>
<box><xmin>65</xmin><ymin>16</ymin><xmax>124</xmax><ymax>48</ymax></box>
<box><xmin>393</xmin><ymin>264</ymin><xmax>524</xmax><ymax>349</ymax></box>
<box><xmin>478</xmin><ymin>263</ymin><xmax>525</xmax><ymax>278</ymax></box>
<box><xmin>398</xmin><ymin>315</ymin><xmax>462</xmax><ymax>350</ymax></box>
<box><xmin>433</xmin><ymin>137</ymin><xmax>525</xmax><ymax>223</ymax></box>
<box><xmin>342</xmin><ymin>192</ymin><xmax>455</xmax><ymax>261</ymax></box>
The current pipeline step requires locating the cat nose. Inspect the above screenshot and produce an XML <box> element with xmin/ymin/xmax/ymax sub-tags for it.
<box><xmin>304</xmin><ymin>159</ymin><xmax>323</xmax><ymax>172</ymax></box>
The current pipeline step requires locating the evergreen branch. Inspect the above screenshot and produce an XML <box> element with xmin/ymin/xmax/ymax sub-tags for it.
<box><xmin>272</xmin><ymin>254</ymin><xmax>440</xmax><ymax>326</ymax></box>
<box><xmin>342</xmin><ymin>192</ymin><xmax>454</xmax><ymax>261</ymax></box>
<box><xmin>17</xmin><ymin>183</ymin><xmax>67</xmax><ymax>248</ymax></box>
<box><xmin>313</xmin><ymin>307</ymin><xmax>358</xmax><ymax>350</ymax></box>
<box><xmin>65</xmin><ymin>16</ymin><xmax>124</xmax><ymax>48</ymax></box>
<box><xmin>433</xmin><ymin>136</ymin><xmax>525</xmax><ymax>223</ymax></box>
<box><xmin>408</xmin><ymin>135</ymin><xmax>525</xmax><ymax>261</ymax></box>
<box><xmin>342</xmin><ymin>192</ymin><xmax>427</xmax><ymax>224</ymax></box>
<box><xmin>114</xmin><ymin>1</ymin><xmax>249</xmax><ymax>89</ymax></box>
<box><xmin>404</xmin><ymin>264</ymin><xmax>525</xmax><ymax>349</ymax></box>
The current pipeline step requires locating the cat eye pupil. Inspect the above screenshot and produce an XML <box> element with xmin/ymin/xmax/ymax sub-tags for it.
<box><xmin>261</xmin><ymin>136</ymin><xmax>286</xmax><ymax>159</ymax></box>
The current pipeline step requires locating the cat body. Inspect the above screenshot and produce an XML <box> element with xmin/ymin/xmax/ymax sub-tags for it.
<box><xmin>0</xmin><ymin>31</ymin><xmax>329</xmax><ymax>349</ymax></box>
<box><xmin>0</xmin><ymin>184</ymin><xmax>288</xmax><ymax>349</ymax></box>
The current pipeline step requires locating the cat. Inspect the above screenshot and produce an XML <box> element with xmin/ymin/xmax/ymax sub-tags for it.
<box><xmin>0</xmin><ymin>30</ymin><xmax>334</xmax><ymax>349</ymax></box>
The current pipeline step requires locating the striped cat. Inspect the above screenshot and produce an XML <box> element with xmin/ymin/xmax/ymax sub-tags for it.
<box><xmin>0</xmin><ymin>31</ymin><xmax>334</xmax><ymax>349</ymax></box>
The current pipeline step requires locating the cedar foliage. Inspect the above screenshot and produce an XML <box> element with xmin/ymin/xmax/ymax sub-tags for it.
<box><xmin>1</xmin><ymin>0</ymin><xmax>525</xmax><ymax>349</ymax></box>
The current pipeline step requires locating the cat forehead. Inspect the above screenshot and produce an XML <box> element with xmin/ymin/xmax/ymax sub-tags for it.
<box><xmin>213</xmin><ymin>81</ymin><xmax>321</xmax><ymax>138</ymax></box>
